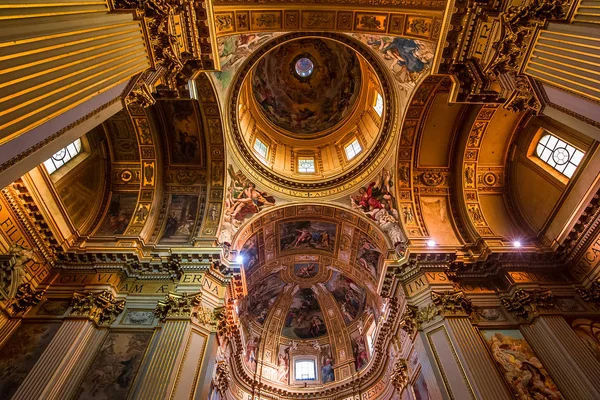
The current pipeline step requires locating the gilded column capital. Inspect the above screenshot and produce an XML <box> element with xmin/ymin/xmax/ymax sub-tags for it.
<box><xmin>154</xmin><ymin>291</ymin><xmax>202</xmax><ymax>322</ymax></box>
<box><xmin>431</xmin><ymin>290</ymin><xmax>473</xmax><ymax>317</ymax></box>
<box><xmin>577</xmin><ymin>279</ymin><xmax>600</xmax><ymax>306</ymax></box>
<box><xmin>70</xmin><ymin>290</ymin><xmax>126</xmax><ymax>325</ymax></box>
<box><xmin>501</xmin><ymin>288</ymin><xmax>555</xmax><ymax>322</ymax></box>
<box><xmin>390</xmin><ymin>358</ymin><xmax>409</xmax><ymax>392</ymax></box>
<box><xmin>9</xmin><ymin>283</ymin><xmax>45</xmax><ymax>316</ymax></box>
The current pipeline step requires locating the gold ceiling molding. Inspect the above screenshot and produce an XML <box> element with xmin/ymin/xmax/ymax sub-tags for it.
<box><xmin>212</xmin><ymin>8</ymin><xmax>443</xmax><ymax>42</ymax></box>
<box><xmin>227</xmin><ymin>32</ymin><xmax>398</xmax><ymax>197</ymax></box>
<box><xmin>213</xmin><ymin>0</ymin><xmax>446</xmax><ymax>9</ymax></box>
<box><xmin>395</xmin><ymin>75</ymin><xmax>451</xmax><ymax>238</ymax></box>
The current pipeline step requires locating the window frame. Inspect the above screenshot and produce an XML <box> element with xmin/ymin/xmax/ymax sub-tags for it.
<box><xmin>294</xmin><ymin>359</ymin><xmax>317</xmax><ymax>381</ymax></box>
<box><xmin>535</xmin><ymin>133</ymin><xmax>584</xmax><ymax>179</ymax></box>
<box><xmin>297</xmin><ymin>156</ymin><xmax>316</xmax><ymax>174</ymax></box>
<box><xmin>43</xmin><ymin>137</ymin><xmax>87</xmax><ymax>179</ymax></box>
<box><xmin>527</xmin><ymin>127</ymin><xmax>587</xmax><ymax>185</ymax></box>
<box><xmin>373</xmin><ymin>91</ymin><xmax>384</xmax><ymax>117</ymax></box>
<box><xmin>253</xmin><ymin>137</ymin><xmax>269</xmax><ymax>159</ymax></box>
<box><xmin>42</xmin><ymin>138</ymin><xmax>85</xmax><ymax>176</ymax></box>
<box><xmin>344</xmin><ymin>138</ymin><xmax>362</xmax><ymax>161</ymax></box>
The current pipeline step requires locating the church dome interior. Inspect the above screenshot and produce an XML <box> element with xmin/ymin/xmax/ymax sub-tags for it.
<box><xmin>1</xmin><ymin>1</ymin><xmax>600</xmax><ymax>400</ymax></box>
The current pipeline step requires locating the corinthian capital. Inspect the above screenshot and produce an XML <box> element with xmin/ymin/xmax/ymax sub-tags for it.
<box><xmin>70</xmin><ymin>290</ymin><xmax>126</xmax><ymax>325</ymax></box>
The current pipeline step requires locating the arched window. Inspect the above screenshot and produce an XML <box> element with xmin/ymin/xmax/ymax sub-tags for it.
<box><xmin>43</xmin><ymin>138</ymin><xmax>82</xmax><ymax>174</ymax></box>
<box><xmin>536</xmin><ymin>133</ymin><xmax>584</xmax><ymax>178</ymax></box>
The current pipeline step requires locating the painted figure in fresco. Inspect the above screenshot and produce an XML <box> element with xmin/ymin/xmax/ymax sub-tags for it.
<box><xmin>357</xmin><ymin>237</ymin><xmax>382</xmax><ymax>279</ymax></box>
<box><xmin>277</xmin><ymin>347</ymin><xmax>290</xmax><ymax>383</ymax></box>
<box><xmin>321</xmin><ymin>355</ymin><xmax>335</xmax><ymax>383</ymax></box>
<box><xmin>488</xmin><ymin>332</ymin><xmax>563</xmax><ymax>400</ymax></box>
<box><xmin>162</xmin><ymin>213</ymin><xmax>178</xmax><ymax>238</ymax></box>
<box><xmin>296</xmin><ymin>264</ymin><xmax>317</xmax><ymax>278</ymax></box>
<box><xmin>351</xmin><ymin>168</ymin><xmax>405</xmax><ymax>245</ymax></box>
<box><xmin>228</xmin><ymin>182</ymin><xmax>275</xmax><ymax>220</ymax></box>
<box><xmin>353</xmin><ymin>334</ymin><xmax>369</xmax><ymax>371</ymax></box>
<box><xmin>280</xmin><ymin>221</ymin><xmax>337</xmax><ymax>252</ymax></box>
<box><xmin>245</xmin><ymin>336</ymin><xmax>258</xmax><ymax>368</ymax></box>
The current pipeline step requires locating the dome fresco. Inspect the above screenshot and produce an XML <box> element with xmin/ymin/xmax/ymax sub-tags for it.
<box><xmin>251</xmin><ymin>38</ymin><xmax>362</xmax><ymax>135</ymax></box>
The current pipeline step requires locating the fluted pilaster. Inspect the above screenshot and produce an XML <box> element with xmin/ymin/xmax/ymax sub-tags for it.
<box><xmin>129</xmin><ymin>320</ymin><xmax>189</xmax><ymax>400</ymax></box>
<box><xmin>11</xmin><ymin>319</ymin><xmax>105</xmax><ymax>400</ymax></box>
<box><xmin>520</xmin><ymin>315</ymin><xmax>600</xmax><ymax>399</ymax></box>
<box><xmin>445</xmin><ymin>318</ymin><xmax>512</xmax><ymax>400</ymax></box>
<box><xmin>0</xmin><ymin>311</ymin><xmax>20</xmax><ymax>348</ymax></box>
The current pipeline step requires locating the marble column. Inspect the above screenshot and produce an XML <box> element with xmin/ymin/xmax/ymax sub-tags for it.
<box><xmin>520</xmin><ymin>315</ymin><xmax>600</xmax><ymax>399</ymax></box>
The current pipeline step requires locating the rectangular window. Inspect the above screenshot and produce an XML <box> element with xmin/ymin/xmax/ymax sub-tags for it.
<box><xmin>298</xmin><ymin>157</ymin><xmax>315</xmax><ymax>173</ymax></box>
<box><xmin>373</xmin><ymin>92</ymin><xmax>384</xmax><ymax>117</ymax></box>
<box><xmin>345</xmin><ymin>139</ymin><xmax>362</xmax><ymax>160</ymax></box>
<box><xmin>295</xmin><ymin>360</ymin><xmax>316</xmax><ymax>381</ymax></box>
<box><xmin>43</xmin><ymin>138</ymin><xmax>82</xmax><ymax>174</ymax></box>
<box><xmin>536</xmin><ymin>132</ymin><xmax>584</xmax><ymax>178</ymax></box>
<box><xmin>254</xmin><ymin>138</ymin><xmax>268</xmax><ymax>158</ymax></box>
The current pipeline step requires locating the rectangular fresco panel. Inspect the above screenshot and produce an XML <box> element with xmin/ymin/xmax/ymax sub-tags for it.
<box><xmin>481</xmin><ymin>329</ymin><xmax>562</xmax><ymax>399</ymax></box>
<box><xmin>95</xmin><ymin>193</ymin><xmax>137</xmax><ymax>236</ymax></box>
<box><xmin>293</xmin><ymin>263</ymin><xmax>318</xmax><ymax>279</ymax></box>
<box><xmin>160</xmin><ymin>194</ymin><xmax>199</xmax><ymax>243</ymax></box>
<box><xmin>0</xmin><ymin>322</ymin><xmax>60</xmax><ymax>399</ymax></box>
<box><xmin>356</xmin><ymin>234</ymin><xmax>383</xmax><ymax>280</ymax></box>
<box><xmin>75</xmin><ymin>331</ymin><xmax>152</xmax><ymax>400</ymax></box>
<box><xmin>160</xmin><ymin>101</ymin><xmax>203</xmax><ymax>165</ymax></box>
<box><xmin>279</xmin><ymin>220</ymin><xmax>336</xmax><ymax>252</ymax></box>
<box><xmin>282</xmin><ymin>288</ymin><xmax>326</xmax><ymax>339</ymax></box>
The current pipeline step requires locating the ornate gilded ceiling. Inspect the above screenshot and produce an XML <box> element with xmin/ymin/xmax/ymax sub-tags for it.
<box><xmin>251</xmin><ymin>38</ymin><xmax>362</xmax><ymax>135</ymax></box>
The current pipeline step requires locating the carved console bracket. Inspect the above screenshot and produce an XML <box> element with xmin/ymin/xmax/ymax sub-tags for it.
<box><xmin>431</xmin><ymin>290</ymin><xmax>474</xmax><ymax>317</ymax></box>
<box><xmin>390</xmin><ymin>358</ymin><xmax>409</xmax><ymax>393</ymax></box>
<box><xmin>501</xmin><ymin>288</ymin><xmax>555</xmax><ymax>322</ymax></box>
<box><xmin>70</xmin><ymin>290</ymin><xmax>126</xmax><ymax>325</ymax></box>
<box><xmin>214</xmin><ymin>360</ymin><xmax>231</xmax><ymax>395</ymax></box>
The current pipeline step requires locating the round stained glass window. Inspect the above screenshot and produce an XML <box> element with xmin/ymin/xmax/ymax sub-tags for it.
<box><xmin>294</xmin><ymin>57</ymin><xmax>314</xmax><ymax>78</ymax></box>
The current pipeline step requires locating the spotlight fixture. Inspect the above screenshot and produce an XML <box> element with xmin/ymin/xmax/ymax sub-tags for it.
<box><xmin>235</xmin><ymin>254</ymin><xmax>244</xmax><ymax>264</ymax></box>
<box><xmin>426</xmin><ymin>239</ymin><xmax>436</xmax><ymax>247</ymax></box>
<box><xmin>512</xmin><ymin>241</ymin><xmax>521</xmax><ymax>248</ymax></box>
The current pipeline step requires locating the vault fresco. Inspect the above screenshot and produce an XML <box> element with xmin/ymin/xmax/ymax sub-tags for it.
<box><xmin>251</xmin><ymin>38</ymin><xmax>362</xmax><ymax>135</ymax></box>
<box><xmin>282</xmin><ymin>288</ymin><xmax>327</xmax><ymax>339</ymax></box>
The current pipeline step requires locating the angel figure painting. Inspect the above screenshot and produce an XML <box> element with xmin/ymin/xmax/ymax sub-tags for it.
<box><xmin>225</xmin><ymin>165</ymin><xmax>276</xmax><ymax>228</ymax></box>
<box><xmin>482</xmin><ymin>330</ymin><xmax>563</xmax><ymax>400</ymax></box>
<box><xmin>350</xmin><ymin>168</ymin><xmax>404</xmax><ymax>246</ymax></box>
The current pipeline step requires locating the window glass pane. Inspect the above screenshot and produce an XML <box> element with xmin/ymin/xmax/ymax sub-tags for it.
<box><xmin>254</xmin><ymin>138</ymin><xmax>268</xmax><ymax>158</ymax></box>
<box><xmin>373</xmin><ymin>93</ymin><xmax>383</xmax><ymax>117</ymax></box>
<box><xmin>535</xmin><ymin>132</ymin><xmax>584</xmax><ymax>179</ymax></box>
<box><xmin>44</xmin><ymin>138</ymin><xmax>82</xmax><ymax>174</ymax></box>
<box><xmin>298</xmin><ymin>158</ymin><xmax>315</xmax><ymax>173</ymax></box>
<box><xmin>295</xmin><ymin>360</ymin><xmax>315</xmax><ymax>380</ymax></box>
<box><xmin>345</xmin><ymin>139</ymin><xmax>362</xmax><ymax>160</ymax></box>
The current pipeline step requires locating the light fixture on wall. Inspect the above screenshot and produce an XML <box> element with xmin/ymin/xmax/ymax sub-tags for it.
<box><xmin>235</xmin><ymin>254</ymin><xmax>244</xmax><ymax>264</ymax></box>
<box><xmin>426</xmin><ymin>239</ymin><xmax>437</xmax><ymax>247</ymax></box>
<box><xmin>512</xmin><ymin>241</ymin><xmax>522</xmax><ymax>248</ymax></box>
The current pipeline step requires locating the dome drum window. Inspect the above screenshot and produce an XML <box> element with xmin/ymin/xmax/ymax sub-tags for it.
<box><xmin>254</xmin><ymin>138</ymin><xmax>268</xmax><ymax>159</ymax></box>
<box><xmin>294</xmin><ymin>360</ymin><xmax>316</xmax><ymax>381</ymax></box>
<box><xmin>298</xmin><ymin>157</ymin><xmax>316</xmax><ymax>173</ymax></box>
<box><xmin>345</xmin><ymin>138</ymin><xmax>362</xmax><ymax>160</ymax></box>
<box><xmin>535</xmin><ymin>132</ymin><xmax>584</xmax><ymax>178</ymax></box>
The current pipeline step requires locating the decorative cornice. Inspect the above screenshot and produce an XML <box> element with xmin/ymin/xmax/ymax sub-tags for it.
<box><xmin>501</xmin><ymin>288</ymin><xmax>555</xmax><ymax>322</ymax></box>
<box><xmin>10</xmin><ymin>283</ymin><xmax>45</xmax><ymax>316</ymax></box>
<box><xmin>213</xmin><ymin>0</ymin><xmax>446</xmax><ymax>9</ymax></box>
<box><xmin>70</xmin><ymin>290</ymin><xmax>126</xmax><ymax>325</ymax></box>
<box><xmin>154</xmin><ymin>291</ymin><xmax>202</xmax><ymax>321</ymax></box>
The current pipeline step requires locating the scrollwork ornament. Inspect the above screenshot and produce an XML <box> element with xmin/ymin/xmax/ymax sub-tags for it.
<box><xmin>431</xmin><ymin>290</ymin><xmax>473</xmax><ymax>316</ymax></box>
<box><xmin>390</xmin><ymin>358</ymin><xmax>409</xmax><ymax>392</ymax></box>
<box><xmin>214</xmin><ymin>360</ymin><xmax>231</xmax><ymax>394</ymax></box>
<box><xmin>578</xmin><ymin>279</ymin><xmax>600</xmax><ymax>305</ymax></box>
<box><xmin>70</xmin><ymin>290</ymin><xmax>126</xmax><ymax>325</ymax></box>
<box><xmin>10</xmin><ymin>283</ymin><xmax>45</xmax><ymax>315</ymax></box>
<box><xmin>399</xmin><ymin>306</ymin><xmax>418</xmax><ymax>337</ymax></box>
<box><xmin>501</xmin><ymin>289</ymin><xmax>554</xmax><ymax>322</ymax></box>
<box><xmin>154</xmin><ymin>292</ymin><xmax>202</xmax><ymax>322</ymax></box>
